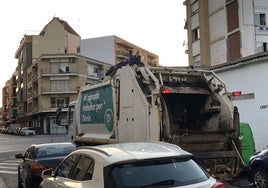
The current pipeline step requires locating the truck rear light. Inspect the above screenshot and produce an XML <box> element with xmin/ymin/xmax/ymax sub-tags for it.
<box><xmin>162</xmin><ymin>88</ymin><xmax>170</xmax><ymax>94</ymax></box>
<box><xmin>30</xmin><ymin>161</ymin><xmax>47</xmax><ymax>173</ymax></box>
<box><xmin>232</xmin><ymin>91</ymin><xmax>241</xmax><ymax>96</ymax></box>
<box><xmin>211</xmin><ymin>181</ymin><xmax>226</xmax><ymax>188</ymax></box>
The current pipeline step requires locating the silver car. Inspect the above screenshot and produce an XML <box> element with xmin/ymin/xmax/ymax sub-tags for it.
<box><xmin>40</xmin><ymin>142</ymin><xmax>225</xmax><ymax>188</ymax></box>
<box><xmin>21</xmin><ymin>127</ymin><xmax>36</xmax><ymax>136</ymax></box>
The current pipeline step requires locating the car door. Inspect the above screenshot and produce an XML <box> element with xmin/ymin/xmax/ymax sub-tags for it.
<box><xmin>44</xmin><ymin>153</ymin><xmax>95</xmax><ymax>188</ymax></box>
<box><xmin>42</xmin><ymin>154</ymin><xmax>79</xmax><ymax>188</ymax></box>
<box><xmin>69</xmin><ymin>155</ymin><xmax>94</xmax><ymax>181</ymax></box>
<box><xmin>20</xmin><ymin>146</ymin><xmax>35</xmax><ymax>183</ymax></box>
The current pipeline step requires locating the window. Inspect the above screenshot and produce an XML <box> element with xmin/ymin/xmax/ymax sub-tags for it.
<box><xmin>57</xmin><ymin>154</ymin><xmax>79</xmax><ymax>178</ymax></box>
<box><xmin>51</xmin><ymin>80</ymin><xmax>69</xmax><ymax>92</ymax></box>
<box><xmin>191</xmin><ymin>1</ymin><xmax>198</xmax><ymax>15</ymax></box>
<box><xmin>255</xmin><ymin>13</ymin><xmax>266</xmax><ymax>26</ymax></box>
<box><xmin>105</xmin><ymin>157</ymin><xmax>209</xmax><ymax>187</ymax></box>
<box><xmin>36</xmin><ymin>144</ymin><xmax>75</xmax><ymax>158</ymax></box>
<box><xmin>192</xmin><ymin>28</ymin><xmax>200</xmax><ymax>41</ymax></box>
<box><xmin>51</xmin><ymin>97</ymin><xmax>69</xmax><ymax>108</ymax></box>
<box><xmin>88</xmin><ymin>65</ymin><xmax>98</xmax><ymax>77</ymax></box>
<box><xmin>194</xmin><ymin>55</ymin><xmax>201</xmax><ymax>66</ymax></box>
<box><xmin>256</xmin><ymin>42</ymin><xmax>267</xmax><ymax>53</ymax></box>
<box><xmin>51</xmin><ymin>62</ymin><xmax>69</xmax><ymax>73</ymax></box>
<box><xmin>25</xmin><ymin>146</ymin><xmax>35</xmax><ymax>159</ymax></box>
<box><xmin>70</xmin><ymin>155</ymin><xmax>94</xmax><ymax>181</ymax></box>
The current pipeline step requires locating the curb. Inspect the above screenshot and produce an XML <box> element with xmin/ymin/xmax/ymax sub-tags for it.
<box><xmin>0</xmin><ymin>176</ymin><xmax>7</xmax><ymax>188</ymax></box>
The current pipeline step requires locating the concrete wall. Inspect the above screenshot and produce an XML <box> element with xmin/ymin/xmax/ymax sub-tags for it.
<box><xmin>215</xmin><ymin>61</ymin><xmax>268</xmax><ymax>151</ymax></box>
<box><xmin>81</xmin><ymin>36</ymin><xmax>115</xmax><ymax>65</ymax></box>
<box><xmin>32</xmin><ymin>19</ymin><xmax>80</xmax><ymax>60</ymax></box>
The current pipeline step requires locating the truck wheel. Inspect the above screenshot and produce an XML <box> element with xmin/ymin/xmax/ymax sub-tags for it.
<box><xmin>253</xmin><ymin>167</ymin><xmax>268</xmax><ymax>188</ymax></box>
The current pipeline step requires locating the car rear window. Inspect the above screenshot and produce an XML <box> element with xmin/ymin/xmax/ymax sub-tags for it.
<box><xmin>36</xmin><ymin>144</ymin><xmax>76</xmax><ymax>158</ymax></box>
<box><xmin>105</xmin><ymin>157</ymin><xmax>209</xmax><ymax>187</ymax></box>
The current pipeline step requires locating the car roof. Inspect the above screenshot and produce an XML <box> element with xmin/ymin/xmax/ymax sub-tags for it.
<box><xmin>31</xmin><ymin>142</ymin><xmax>75</xmax><ymax>148</ymax></box>
<box><xmin>75</xmin><ymin>142</ymin><xmax>192</xmax><ymax>164</ymax></box>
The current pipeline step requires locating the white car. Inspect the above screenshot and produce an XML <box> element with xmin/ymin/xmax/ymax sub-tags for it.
<box><xmin>40</xmin><ymin>142</ymin><xmax>226</xmax><ymax>188</ymax></box>
<box><xmin>21</xmin><ymin>127</ymin><xmax>36</xmax><ymax>136</ymax></box>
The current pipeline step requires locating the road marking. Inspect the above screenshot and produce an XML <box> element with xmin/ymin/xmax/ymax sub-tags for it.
<box><xmin>3</xmin><ymin>160</ymin><xmax>21</xmax><ymax>163</ymax></box>
<box><xmin>0</xmin><ymin>163</ymin><xmax>18</xmax><ymax>166</ymax></box>
<box><xmin>0</xmin><ymin>166</ymin><xmax>17</xmax><ymax>169</ymax></box>
<box><xmin>0</xmin><ymin>159</ymin><xmax>20</xmax><ymax>175</ymax></box>
<box><xmin>0</xmin><ymin>149</ymin><xmax>25</xmax><ymax>153</ymax></box>
<box><xmin>0</xmin><ymin>170</ymin><xmax>17</xmax><ymax>174</ymax></box>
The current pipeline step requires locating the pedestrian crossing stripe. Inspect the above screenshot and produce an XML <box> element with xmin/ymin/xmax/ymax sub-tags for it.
<box><xmin>0</xmin><ymin>166</ymin><xmax>17</xmax><ymax>170</ymax></box>
<box><xmin>4</xmin><ymin>160</ymin><xmax>21</xmax><ymax>162</ymax></box>
<box><xmin>0</xmin><ymin>170</ymin><xmax>17</xmax><ymax>174</ymax></box>
<box><xmin>0</xmin><ymin>162</ymin><xmax>19</xmax><ymax>166</ymax></box>
<box><xmin>0</xmin><ymin>160</ymin><xmax>19</xmax><ymax>175</ymax></box>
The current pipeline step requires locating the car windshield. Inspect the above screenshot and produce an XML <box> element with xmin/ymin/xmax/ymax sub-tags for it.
<box><xmin>105</xmin><ymin>157</ymin><xmax>209</xmax><ymax>187</ymax></box>
<box><xmin>25</xmin><ymin>127</ymin><xmax>33</xmax><ymax>130</ymax></box>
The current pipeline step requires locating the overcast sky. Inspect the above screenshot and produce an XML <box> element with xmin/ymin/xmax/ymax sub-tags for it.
<box><xmin>0</xmin><ymin>0</ymin><xmax>188</xmax><ymax>104</ymax></box>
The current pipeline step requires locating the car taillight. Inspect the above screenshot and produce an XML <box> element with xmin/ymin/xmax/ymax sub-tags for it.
<box><xmin>29</xmin><ymin>161</ymin><xmax>47</xmax><ymax>173</ymax></box>
<box><xmin>211</xmin><ymin>181</ymin><xmax>226</xmax><ymax>188</ymax></box>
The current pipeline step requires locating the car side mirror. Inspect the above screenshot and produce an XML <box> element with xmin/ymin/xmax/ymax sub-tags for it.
<box><xmin>42</xmin><ymin>168</ymin><xmax>53</xmax><ymax>179</ymax></box>
<box><xmin>15</xmin><ymin>153</ymin><xmax>24</xmax><ymax>159</ymax></box>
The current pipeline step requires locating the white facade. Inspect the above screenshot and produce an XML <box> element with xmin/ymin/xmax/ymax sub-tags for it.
<box><xmin>81</xmin><ymin>36</ymin><xmax>115</xmax><ymax>65</ymax></box>
<box><xmin>254</xmin><ymin>0</ymin><xmax>268</xmax><ymax>53</ymax></box>
<box><xmin>208</xmin><ymin>0</ymin><xmax>256</xmax><ymax>66</ymax></box>
<box><xmin>208</xmin><ymin>1</ymin><xmax>227</xmax><ymax>66</ymax></box>
<box><xmin>214</xmin><ymin>57</ymin><xmax>268</xmax><ymax>151</ymax></box>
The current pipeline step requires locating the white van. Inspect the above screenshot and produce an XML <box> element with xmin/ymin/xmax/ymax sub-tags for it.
<box><xmin>9</xmin><ymin>124</ymin><xmax>20</xmax><ymax>134</ymax></box>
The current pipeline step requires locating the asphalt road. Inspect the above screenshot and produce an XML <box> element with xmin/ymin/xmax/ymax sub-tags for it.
<box><xmin>0</xmin><ymin>133</ymin><xmax>67</xmax><ymax>188</ymax></box>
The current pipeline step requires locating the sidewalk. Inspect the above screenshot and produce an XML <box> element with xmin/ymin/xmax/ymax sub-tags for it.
<box><xmin>0</xmin><ymin>176</ymin><xmax>7</xmax><ymax>188</ymax></box>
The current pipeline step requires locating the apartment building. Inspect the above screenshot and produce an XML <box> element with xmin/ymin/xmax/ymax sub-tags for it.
<box><xmin>1</xmin><ymin>71</ymin><xmax>18</xmax><ymax>126</ymax></box>
<box><xmin>184</xmin><ymin>0</ymin><xmax>268</xmax><ymax>67</ymax></box>
<box><xmin>12</xmin><ymin>17</ymin><xmax>112</xmax><ymax>134</ymax></box>
<box><xmin>3</xmin><ymin>17</ymin><xmax>158</xmax><ymax>134</ymax></box>
<box><xmin>26</xmin><ymin>53</ymin><xmax>110</xmax><ymax>134</ymax></box>
<box><xmin>81</xmin><ymin>35</ymin><xmax>159</xmax><ymax>66</ymax></box>
<box><xmin>2</xmin><ymin>80</ymin><xmax>10</xmax><ymax>126</ymax></box>
<box><xmin>13</xmin><ymin>17</ymin><xmax>82</xmax><ymax>133</ymax></box>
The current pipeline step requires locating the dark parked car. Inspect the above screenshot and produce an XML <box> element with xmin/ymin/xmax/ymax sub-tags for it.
<box><xmin>248</xmin><ymin>149</ymin><xmax>268</xmax><ymax>188</ymax></box>
<box><xmin>15</xmin><ymin>142</ymin><xmax>76</xmax><ymax>188</ymax></box>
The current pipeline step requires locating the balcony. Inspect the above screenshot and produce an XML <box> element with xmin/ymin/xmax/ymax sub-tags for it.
<box><xmin>27</xmin><ymin>103</ymin><xmax>66</xmax><ymax>115</ymax></box>
<box><xmin>255</xmin><ymin>25</ymin><xmax>268</xmax><ymax>35</ymax></box>
<box><xmin>41</xmin><ymin>87</ymin><xmax>78</xmax><ymax>95</ymax></box>
<box><xmin>116</xmin><ymin>51</ymin><xmax>130</xmax><ymax>59</ymax></box>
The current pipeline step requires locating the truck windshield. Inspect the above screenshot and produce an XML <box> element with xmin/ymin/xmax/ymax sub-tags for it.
<box><xmin>105</xmin><ymin>157</ymin><xmax>209</xmax><ymax>187</ymax></box>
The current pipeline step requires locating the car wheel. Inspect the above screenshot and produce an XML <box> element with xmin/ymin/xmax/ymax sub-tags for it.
<box><xmin>253</xmin><ymin>167</ymin><xmax>268</xmax><ymax>188</ymax></box>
